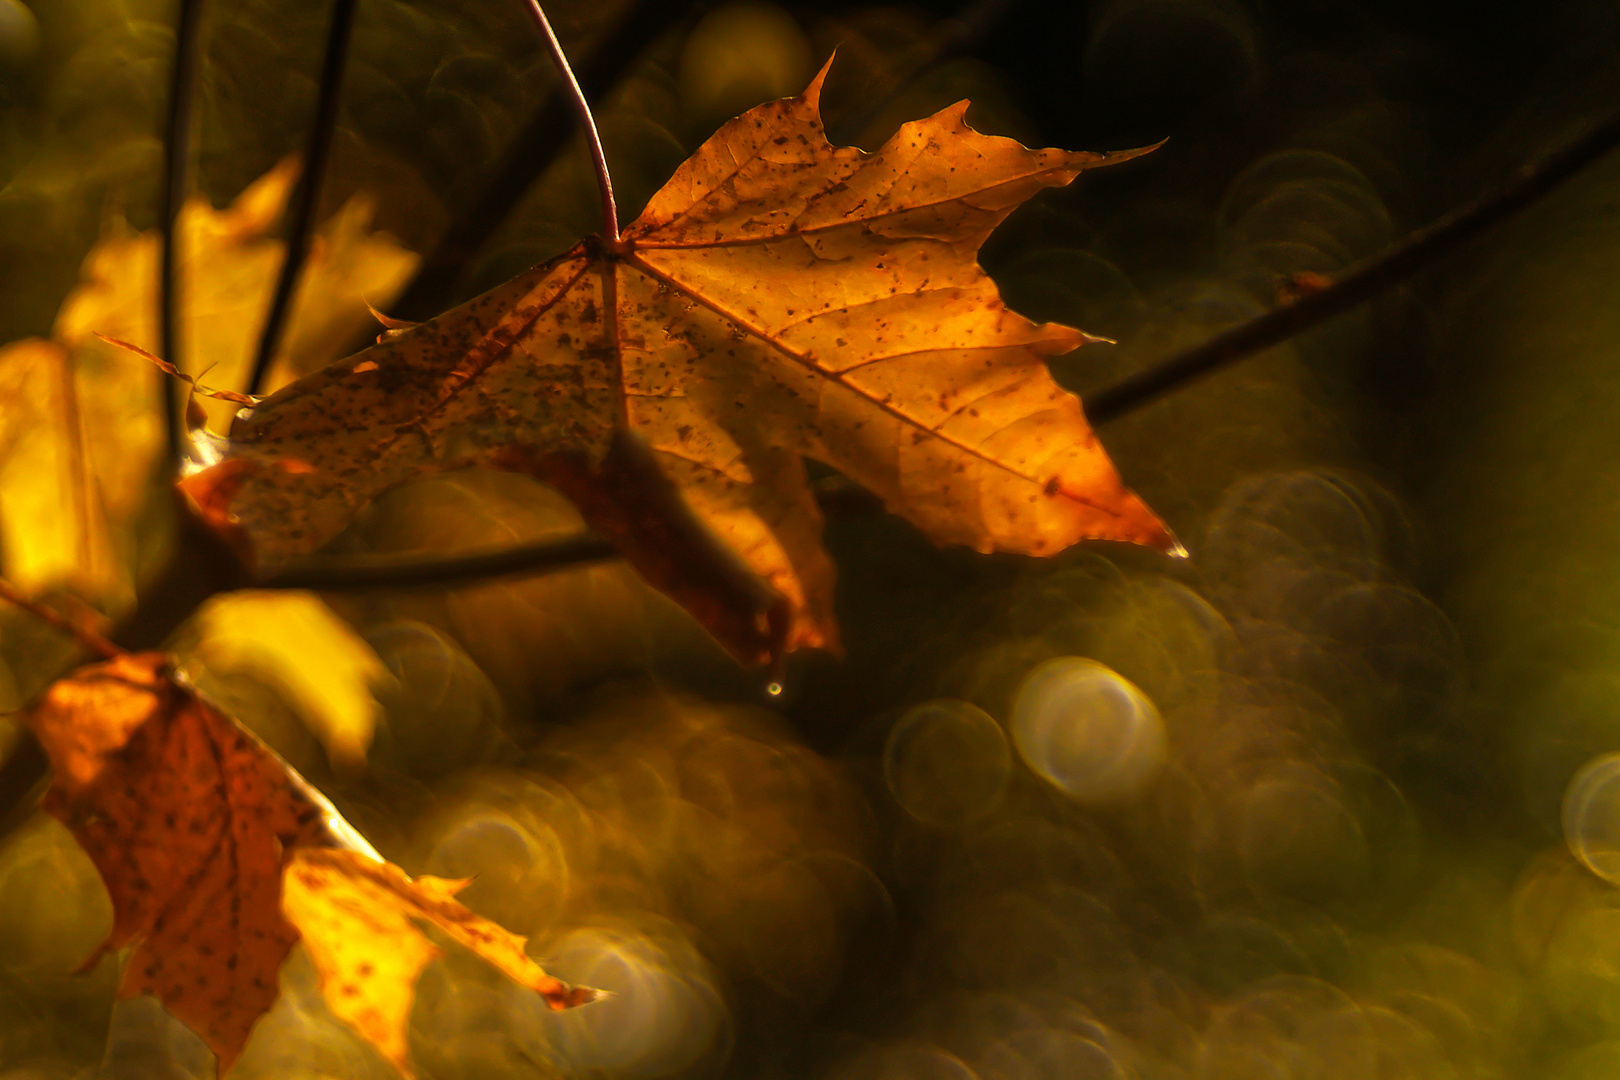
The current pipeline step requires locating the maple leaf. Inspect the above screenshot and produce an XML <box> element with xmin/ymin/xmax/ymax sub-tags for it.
<box><xmin>24</xmin><ymin>650</ymin><xmax>599</xmax><ymax>1077</ymax></box>
<box><xmin>207</xmin><ymin>59</ymin><xmax>1175</xmax><ymax>664</ymax></box>
<box><xmin>284</xmin><ymin>847</ymin><xmax>597</xmax><ymax>1077</ymax></box>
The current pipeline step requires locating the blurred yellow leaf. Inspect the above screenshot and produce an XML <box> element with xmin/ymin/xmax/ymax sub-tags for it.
<box><xmin>187</xmin><ymin>590</ymin><xmax>392</xmax><ymax>768</ymax></box>
<box><xmin>54</xmin><ymin>156</ymin><xmax>420</xmax><ymax>433</ymax></box>
<box><xmin>0</xmin><ymin>338</ymin><xmax>146</xmax><ymax>605</ymax></box>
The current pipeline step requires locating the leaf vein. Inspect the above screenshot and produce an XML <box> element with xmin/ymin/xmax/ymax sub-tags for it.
<box><xmin>622</xmin><ymin>252</ymin><xmax>1043</xmax><ymax>486</ymax></box>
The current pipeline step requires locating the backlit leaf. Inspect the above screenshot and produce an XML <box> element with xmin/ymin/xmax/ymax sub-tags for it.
<box><xmin>208</xmin><ymin>58</ymin><xmax>1175</xmax><ymax>666</ymax></box>
<box><xmin>0</xmin><ymin>159</ymin><xmax>417</xmax><ymax>609</ymax></box>
<box><xmin>0</xmin><ymin>338</ymin><xmax>130</xmax><ymax>603</ymax></box>
<box><xmin>53</xmin><ymin>157</ymin><xmax>419</xmax><ymax>433</ymax></box>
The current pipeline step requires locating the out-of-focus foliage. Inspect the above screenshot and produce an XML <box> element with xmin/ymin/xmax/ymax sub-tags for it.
<box><xmin>0</xmin><ymin>157</ymin><xmax>415</xmax><ymax>612</ymax></box>
<box><xmin>0</xmin><ymin>338</ymin><xmax>132</xmax><ymax>605</ymax></box>
<box><xmin>55</xmin><ymin>157</ymin><xmax>418</xmax><ymax>427</ymax></box>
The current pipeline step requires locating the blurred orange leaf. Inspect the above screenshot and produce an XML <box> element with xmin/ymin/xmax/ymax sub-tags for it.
<box><xmin>207</xmin><ymin>58</ymin><xmax>1174</xmax><ymax>666</ymax></box>
<box><xmin>25</xmin><ymin>650</ymin><xmax>598</xmax><ymax>1078</ymax></box>
<box><xmin>284</xmin><ymin>848</ymin><xmax>600</xmax><ymax>1078</ymax></box>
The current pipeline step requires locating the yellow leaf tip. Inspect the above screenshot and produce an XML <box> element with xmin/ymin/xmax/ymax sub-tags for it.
<box><xmin>800</xmin><ymin>52</ymin><xmax>836</xmax><ymax>111</ymax></box>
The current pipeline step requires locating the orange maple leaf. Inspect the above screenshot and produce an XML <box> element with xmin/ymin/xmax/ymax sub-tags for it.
<box><xmin>25</xmin><ymin>650</ymin><xmax>599</xmax><ymax>1078</ymax></box>
<box><xmin>205</xmin><ymin>58</ymin><xmax>1175</xmax><ymax>665</ymax></box>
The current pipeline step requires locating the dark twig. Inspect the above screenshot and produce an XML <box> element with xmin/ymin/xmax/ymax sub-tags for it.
<box><xmin>1085</xmin><ymin>105</ymin><xmax>1620</xmax><ymax>424</ymax></box>
<box><xmin>525</xmin><ymin>0</ymin><xmax>618</xmax><ymax>244</ymax></box>
<box><xmin>159</xmin><ymin>0</ymin><xmax>208</xmax><ymax>465</ymax></box>
<box><xmin>261</xmin><ymin>532</ymin><xmax>619</xmax><ymax>591</ymax></box>
<box><xmin>389</xmin><ymin>0</ymin><xmax>686</xmax><ymax>322</ymax></box>
<box><xmin>247</xmin><ymin>0</ymin><xmax>360</xmax><ymax>396</ymax></box>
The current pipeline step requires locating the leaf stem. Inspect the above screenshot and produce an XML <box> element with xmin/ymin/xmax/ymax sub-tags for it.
<box><xmin>248</xmin><ymin>0</ymin><xmax>360</xmax><ymax>397</ymax></box>
<box><xmin>524</xmin><ymin>0</ymin><xmax>619</xmax><ymax>244</ymax></box>
<box><xmin>1084</xmin><ymin>103</ymin><xmax>1620</xmax><ymax>424</ymax></box>
<box><xmin>159</xmin><ymin>0</ymin><xmax>208</xmax><ymax>467</ymax></box>
<box><xmin>387</xmin><ymin>0</ymin><xmax>682</xmax><ymax>324</ymax></box>
<box><xmin>261</xmin><ymin>532</ymin><xmax>620</xmax><ymax>590</ymax></box>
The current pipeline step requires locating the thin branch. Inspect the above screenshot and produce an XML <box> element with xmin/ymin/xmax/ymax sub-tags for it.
<box><xmin>260</xmin><ymin>532</ymin><xmax>619</xmax><ymax>591</ymax></box>
<box><xmin>1084</xmin><ymin>104</ymin><xmax>1620</xmax><ymax>425</ymax></box>
<box><xmin>248</xmin><ymin>0</ymin><xmax>360</xmax><ymax>396</ymax></box>
<box><xmin>524</xmin><ymin>0</ymin><xmax>619</xmax><ymax>244</ymax></box>
<box><xmin>159</xmin><ymin>0</ymin><xmax>208</xmax><ymax>467</ymax></box>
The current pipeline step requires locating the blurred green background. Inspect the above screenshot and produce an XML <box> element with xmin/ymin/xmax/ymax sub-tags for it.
<box><xmin>5</xmin><ymin>0</ymin><xmax>1620</xmax><ymax>1078</ymax></box>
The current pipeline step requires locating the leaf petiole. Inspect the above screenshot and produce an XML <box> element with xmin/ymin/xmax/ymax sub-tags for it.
<box><xmin>525</xmin><ymin>1</ymin><xmax>620</xmax><ymax>244</ymax></box>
